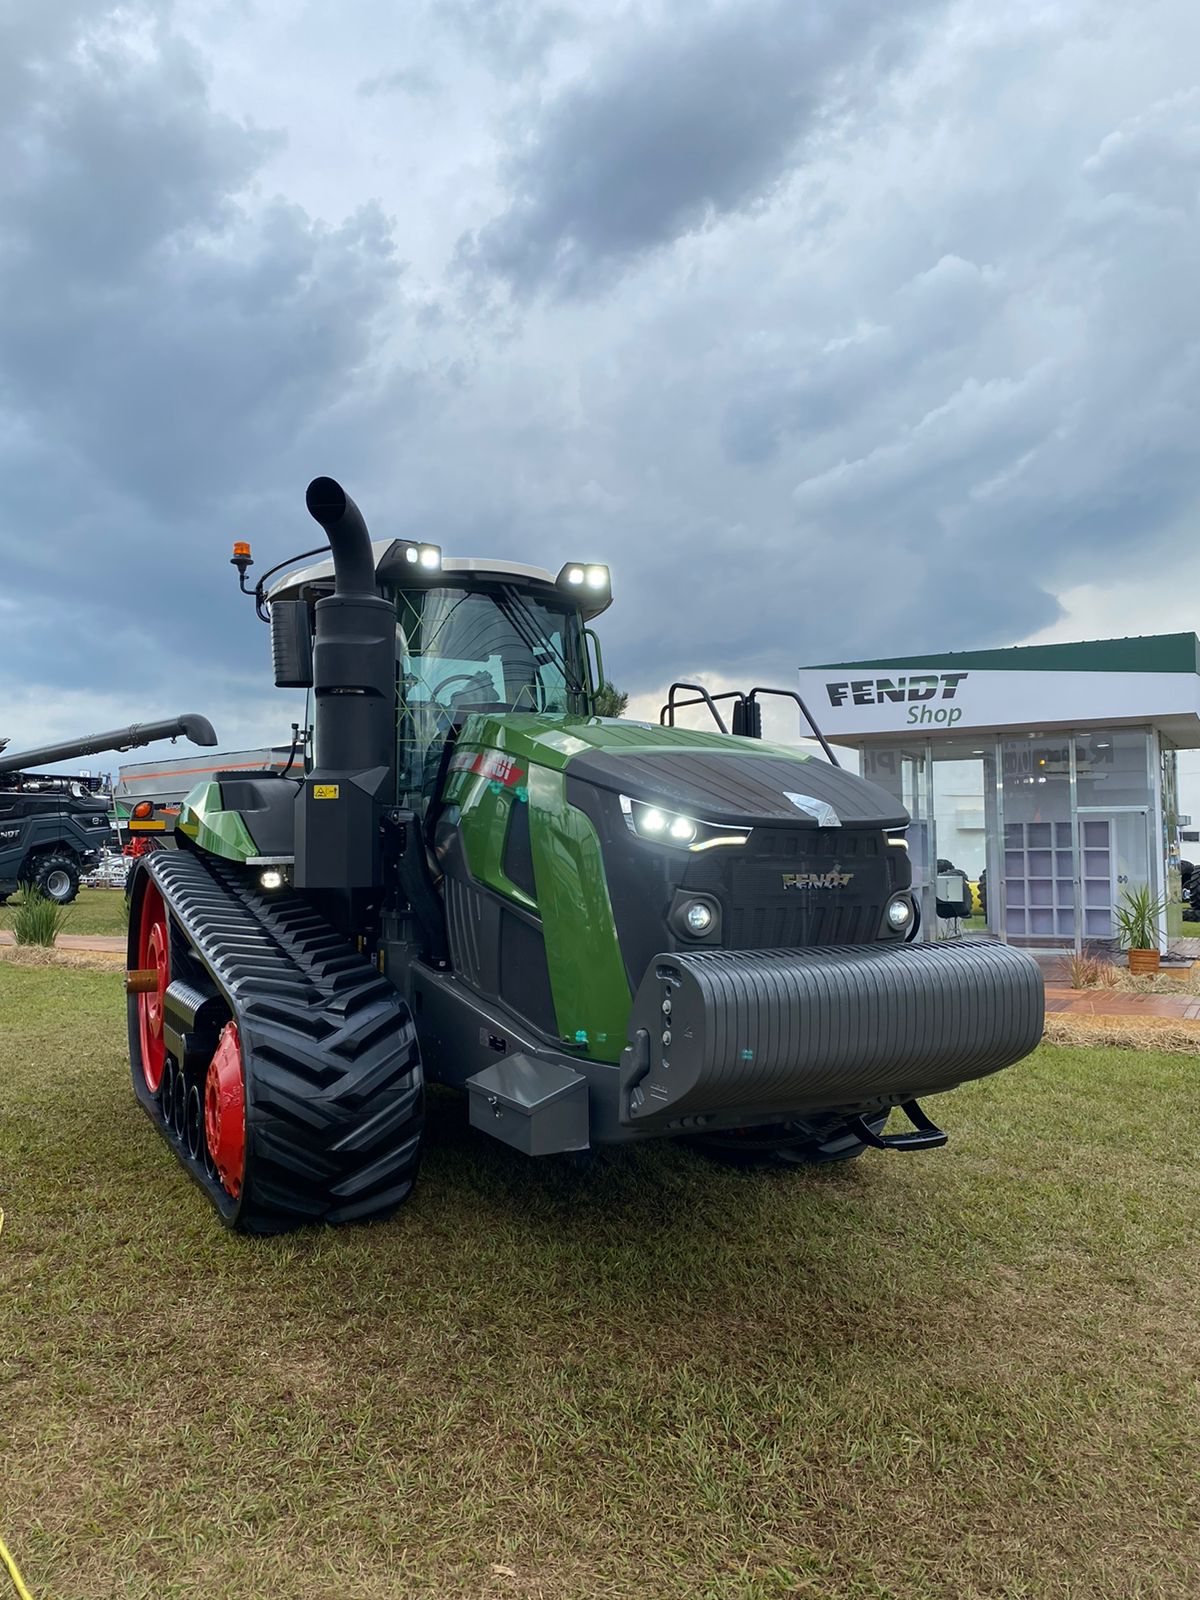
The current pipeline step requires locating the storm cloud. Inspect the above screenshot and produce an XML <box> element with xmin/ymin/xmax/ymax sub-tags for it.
<box><xmin>2</xmin><ymin>0</ymin><xmax>1200</xmax><ymax>773</ymax></box>
<box><xmin>461</xmin><ymin>0</ymin><xmax>943</xmax><ymax>296</ymax></box>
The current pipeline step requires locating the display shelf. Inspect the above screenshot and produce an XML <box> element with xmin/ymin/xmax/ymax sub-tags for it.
<box><xmin>1003</xmin><ymin>819</ymin><xmax>1076</xmax><ymax>941</ymax></box>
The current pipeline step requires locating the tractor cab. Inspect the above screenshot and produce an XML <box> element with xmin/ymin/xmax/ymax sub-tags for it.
<box><xmin>269</xmin><ymin>544</ymin><xmax>612</xmax><ymax>813</ymax></box>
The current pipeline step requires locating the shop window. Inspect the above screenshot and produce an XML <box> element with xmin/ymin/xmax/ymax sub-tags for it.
<box><xmin>1074</xmin><ymin>730</ymin><xmax>1151</xmax><ymax>808</ymax></box>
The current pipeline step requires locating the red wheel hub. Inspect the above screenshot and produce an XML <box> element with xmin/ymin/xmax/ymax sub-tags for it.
<box><xmin>205</xmin><ymin>1021</ymin><xmax>246</xmax><ymax>1199</ymax></box>
<box><xmin>136</xmin><ymin>880</ymin><xmax>170</xmax><ymax>1093</ymax></box>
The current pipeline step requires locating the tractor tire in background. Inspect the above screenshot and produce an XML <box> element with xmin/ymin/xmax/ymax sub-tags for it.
<box><xmin>29</xmin><ymin>851</ymin><xmax>81</xmax><ymax>904</ymax></box>
<box><xmin>127</xmin><ymin>849</ymin><xmax>424</xmax><ymax>1234</ymax></box>
<box><xmin>693</xmin><ymin>1111</ymin><xmax>891</xmax><ymax>1167</ymax></box>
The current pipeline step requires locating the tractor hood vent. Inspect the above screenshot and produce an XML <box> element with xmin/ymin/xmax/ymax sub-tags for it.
<box><xmin>567</xmin><ymin>748</ymin><xmax>907</xmax><ymax>831</ymax></box>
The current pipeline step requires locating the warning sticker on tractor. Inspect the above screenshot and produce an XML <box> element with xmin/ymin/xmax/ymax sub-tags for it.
<box><xmin>313</xmin><ymin>784</ymin><xmax>340</xmax><ymax>799</ymax></box>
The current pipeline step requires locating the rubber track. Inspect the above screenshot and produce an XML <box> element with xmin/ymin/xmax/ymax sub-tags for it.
<box><xmin>132</xmin><ymin>848</ymin><xmax>423</xmax><ymax>1233</ymax></box>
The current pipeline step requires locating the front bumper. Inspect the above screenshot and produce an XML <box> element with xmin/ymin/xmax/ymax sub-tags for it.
<box><xmin>619</xmin><ymin>939</ymin><xmax>1043</xmax><ymax>1129</ymax></box>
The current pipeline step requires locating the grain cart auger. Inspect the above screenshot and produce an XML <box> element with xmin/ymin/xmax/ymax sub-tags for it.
<box><xmin>0</xmin><ymin>714</ymin><xmax>217</xmax><ymax>904</ymax></box>
<box><xmin>125</xmin><ymin>477</ymin><xmax>1044</xmax><ymax>1233</ymax></box>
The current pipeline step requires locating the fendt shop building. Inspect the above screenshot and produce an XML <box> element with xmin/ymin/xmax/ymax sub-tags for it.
<box><xmin>797</xmin><ymin>634</ymin><xmax>1200</xmax><ymax>954</ymax></box>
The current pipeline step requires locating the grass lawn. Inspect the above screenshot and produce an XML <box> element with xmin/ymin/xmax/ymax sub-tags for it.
<box><xmin>1</xmin><ymin>965</ymin><xmax>1198</xmax><ymax>1599</ymax></box>
<box><xmin>0</xmin><ymin>886</ymin><xmax>127</xmax><ymax>939</ymax></box>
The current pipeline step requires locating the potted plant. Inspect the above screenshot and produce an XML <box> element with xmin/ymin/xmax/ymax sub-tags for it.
<box><xmin>1114</xmin><ymin>883</ymin><xmax>1168</xmax><ymax>975</ymax></box>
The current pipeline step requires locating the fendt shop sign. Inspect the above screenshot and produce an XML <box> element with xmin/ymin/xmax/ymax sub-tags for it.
<box><xmin>796</xmin><ymin>665</ymin><xmax>1200</xmax><ymax>740</ymax></box>
<box><xmin>825</xmin><ymin>673</ymin><xmax>967</xmax><ymax>727</ymax></box>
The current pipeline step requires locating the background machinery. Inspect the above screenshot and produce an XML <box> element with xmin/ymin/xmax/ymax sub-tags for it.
<box><xmin>125</xmin><ymin>478</ymin><xmax>1043</xmax><ymax>1232</ymax></box>
<box><xmin>0</xmin><ymin>716</ymin><xmax>217</xmax><ymax>904</ymax></box>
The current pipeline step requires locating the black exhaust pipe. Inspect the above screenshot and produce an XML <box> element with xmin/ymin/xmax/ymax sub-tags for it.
<box><xmin>304</xmin><ymin>477</ymin><xmax>377</xmax><ymax>596</ymax></box>
<box><xmin>294</xmin><ymin>477</ymin><xmax>397</xmax><ymax>906</ymax></box>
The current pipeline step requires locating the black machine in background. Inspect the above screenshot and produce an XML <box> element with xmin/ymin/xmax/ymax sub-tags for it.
<box><xmin>0</xmin><ymin>716</ymin><xmax>216</xmax><ymax>904</ymax></box>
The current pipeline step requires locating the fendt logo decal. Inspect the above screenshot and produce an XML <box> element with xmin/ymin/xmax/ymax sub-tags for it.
<box><xmin>448</xmin><ymin>750</ymin><xmax>527</xmax><ymax>789</ymax></box>
<box><xmin>825</xmin><ymin>672</ymin><xmax>968</xmax><ymax>726</ymax></box>
<box><xmin>782</xmin><ymin>870</ymin><xmax>854</xmax><ymax>890</ymax></box>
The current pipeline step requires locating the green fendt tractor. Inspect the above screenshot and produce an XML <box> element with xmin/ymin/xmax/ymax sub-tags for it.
<box><xmin>126</xmin><ymin>478</ymin><xmax>1043</xmax><ymax>1232</ymax></box>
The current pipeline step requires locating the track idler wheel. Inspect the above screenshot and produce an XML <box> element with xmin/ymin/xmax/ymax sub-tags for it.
<box><xmin>205</xmin><ymin>1022</ymin><xmax>246</xmax><ymax>1200</ymax></box>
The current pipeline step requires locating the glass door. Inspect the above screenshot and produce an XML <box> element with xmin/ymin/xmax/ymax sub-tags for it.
<box><xmin>1076</xmin><ymin>807</ymin><xmax>1153</xmax><ymax>945</ymax></box>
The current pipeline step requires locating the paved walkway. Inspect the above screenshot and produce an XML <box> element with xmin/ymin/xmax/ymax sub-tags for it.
<box><xmin>0</xmin><ymin>931</ymin><xmax>124</xmax><ymax>953</ymax></box>
<box><xmin>1044</xmin><ymin>985</ymin><xmax>1200</xmax><ymax>1023</ymax></box>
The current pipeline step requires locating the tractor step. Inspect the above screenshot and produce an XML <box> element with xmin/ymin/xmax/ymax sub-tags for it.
<box><xmin>846</xmin><ymin>1099</ymin><xmax>949</xmax><ymax>1152</ymax></box>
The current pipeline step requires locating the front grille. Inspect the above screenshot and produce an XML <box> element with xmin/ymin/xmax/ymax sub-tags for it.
<box><xmin>728</xmin><ymin>899</ymin><xmax>881</xmax><ymax>948</ymax></box>
<box><xmin>726</xmin><ymin>829</ymin><xmax>888</xmax><ymax>949</ymax></box>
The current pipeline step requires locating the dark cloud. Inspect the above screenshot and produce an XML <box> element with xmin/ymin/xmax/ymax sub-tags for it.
<box><xmin>460</xmin><ymin>0</ymin><xmax>940</xmax><ymax>296</ymax></box>
<box><xmin>0</xmin><ymin>2</ymin><xmax>411</xmax><ymax>710</ymax></box>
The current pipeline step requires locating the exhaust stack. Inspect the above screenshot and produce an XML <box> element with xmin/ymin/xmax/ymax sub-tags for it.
<box><xmin>294</xmin><ymin>477</ymin><xmax>396</xmax><ymax>898</ymax></box>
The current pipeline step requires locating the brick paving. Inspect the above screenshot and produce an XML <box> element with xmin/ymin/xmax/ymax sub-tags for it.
<box><xmin>1045</xmin><ymin>985</ymin><xmax>1200</xmax><ymax>1022</ymax></box>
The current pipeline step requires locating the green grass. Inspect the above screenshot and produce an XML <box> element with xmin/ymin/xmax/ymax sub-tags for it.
<box><xmin>2</xmin><ymin>967</ymin><xmax>1198</xmax><ymax>1599</ymax></box>
<box><xmin>0</xmin><ymin>886</ymin><xmax>127</xmax><ymax>940</ymax></box>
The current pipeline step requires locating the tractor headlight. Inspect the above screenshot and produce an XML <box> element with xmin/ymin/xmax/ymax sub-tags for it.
<box><xmin>619</xmin><ymin>795</ymin><xmax>751</xmax><ymax>852</ymax></box>
<box><xmin>558</xmin><ymin>561</ymin><xmax>609</xmax><ymax>594</ymax></box>
<box><xmin>668</xmin><ymin>892</ymin><xmax>721</xmax><ymax>941</ymax></box>
<box><xmin>259</xmin><ymin>869</ymin><xmax>284</xmax><ymax>891</ymax></box>
<box><xmin>885</xmin><ymin>894</ymin><xmax>913</xmax><ymax>932</ymax></box>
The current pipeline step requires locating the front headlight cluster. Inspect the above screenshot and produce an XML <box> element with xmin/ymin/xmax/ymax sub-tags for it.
<box><xmin>619</xmin><ymin>795</ymin><xmax>750</xmax><ymax>853</ymax></box>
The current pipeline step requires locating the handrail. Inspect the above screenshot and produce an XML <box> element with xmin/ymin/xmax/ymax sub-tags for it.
<box><xmin>746</xmin><ymin>687</ymin><xmax>841</xmax><ymax>767</ymax></box>
<box><xmin>658</xmin><ymin>682</ymin><xmax>740</xmax><ymax>734</ymax></box>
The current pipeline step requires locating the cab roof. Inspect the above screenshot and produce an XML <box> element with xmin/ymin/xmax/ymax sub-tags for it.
<box><xmin>268</xmin><ymin>542</ymin><xmax>612</xmax><ymax>619</ymax></box>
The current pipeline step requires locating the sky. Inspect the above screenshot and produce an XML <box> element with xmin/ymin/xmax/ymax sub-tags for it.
<box><xmin>2</xmin><ymin>0</ymin><xmax>1200</xmax><ymax>798</ymax></box>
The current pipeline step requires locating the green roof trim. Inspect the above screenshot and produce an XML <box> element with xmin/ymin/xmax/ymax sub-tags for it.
<box><xmin>805</xmin><ymin>633</ymin><xmax>1200</xmax><ymax>676</ymax></box>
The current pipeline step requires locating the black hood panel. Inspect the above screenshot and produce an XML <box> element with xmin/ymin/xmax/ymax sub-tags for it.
<box><xmin>567</xmin><ymin>748</ymin><xmax>907</xmax><ymax>830</ymax></box>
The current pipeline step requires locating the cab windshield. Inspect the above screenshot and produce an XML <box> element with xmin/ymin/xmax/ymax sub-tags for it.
<box><xmin>395</xmin><ymin>583</ymin><xmax>592</xmax><ymax>805</ymax></box>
